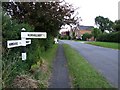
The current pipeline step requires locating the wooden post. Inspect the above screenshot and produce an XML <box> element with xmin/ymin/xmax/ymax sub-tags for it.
<box><xmin>21</xmin><ymin>28</ymin><xmax>26</xmax><ymax>60</ymax></box>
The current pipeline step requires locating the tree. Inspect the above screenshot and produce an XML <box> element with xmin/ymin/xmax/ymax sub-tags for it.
<box><xmin>95</xmin><ymin>16</ymin><xmax>114</xmax><ymax>33</ymax></box>
<box><xmin>91</xmin><ymin>28</ymin><xmax>101</xmax><ymax>40</ymax></box>
<box><xmin>2</xmin><ymin>1</ymin><xmax>77</xmax><ymax>37</ymax></box>
<box><xmin>113</xmin><ymin>20</ymin><xmax>120</xmax><ymax>32</ymax></box>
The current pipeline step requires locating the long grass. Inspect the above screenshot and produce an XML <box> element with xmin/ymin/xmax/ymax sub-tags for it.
<box><xmin>32</xmin><ymin>44</ymin><xmax>58</xmax><ymax>88</ymax></box>
<box><xmin>86</xmin><ymin>42</ymin><xmax>120</xmax><ymax>50</ymax></box>
<box><xmin>42</xmin><ymin>44</ymin><xmax>58</xmax><ymax>69</ymax></box>
<box><xmin>63</xmin><ymin>44</ymin><xmax>113</xmax><ymax>88</ymax></box>
<box><xmin>2</xmin><ymin>44</ymin><xmax>58</xmax><ymax>88</ymax></box>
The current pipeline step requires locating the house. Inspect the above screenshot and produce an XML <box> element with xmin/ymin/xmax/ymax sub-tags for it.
<box><xmin>74</xmin><ymin>25</ymin><xmax>94</xmax><ymax>40</ymax></box>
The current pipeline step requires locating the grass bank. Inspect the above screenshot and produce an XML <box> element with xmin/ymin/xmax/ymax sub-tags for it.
<box><xmin>86</xmin><ymin>42</ymin><xmax>120</xmax><ymax>50</ymax></box>
<box><xmin>2</xmin><ymin>44</ymin><xmax>58</xmax><ymax>88</ymax></box>
<box><xmin>30</xmin><ymin>44</ymin><xmax>58</xmax><ymax>88</ymax></box>
<box><xmin>63</xmin><ymin>44</ymin><xmax>112</xmax><ymax>88</ymax></box>
<box><xmin>41</xmin><ymin>44</ymin><xmax>58</xmax><ymax>68</ymax></box>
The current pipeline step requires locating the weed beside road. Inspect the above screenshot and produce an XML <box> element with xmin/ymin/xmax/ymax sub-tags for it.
<box><xmin>63</xmin><ymin>44</ymin><xmax>112</xmax><ymax>88</ymax></box>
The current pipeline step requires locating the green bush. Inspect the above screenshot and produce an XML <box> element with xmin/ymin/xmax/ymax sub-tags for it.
<box><xmin>97</xmin><ymin>31</ymin><xmax>120</xmax><ymax>43</ymax></box>
<box><xmin>44</xmin><ymin>34</ymin><xmax>54</xmax><ymax>51</ymax></box>
<box><xmin>2</xmin><ymin>11</ymin><xmax>56</xmax><ymax>87</ymax></box>
<box><xmin>82</xmin><ymin>33</ymin><xmax>92</xmax><ymax>41</ymax></box>
<box><xmin>2</xmin><ymin>12</ymin><xmax>34</xmax><ymax>87</ymax></box>
<box><xmin>2</xmin><ymin>12</ymin><xmax>40</xmax><ymax>87</ymax></box>
<box><xmin>2</xmin><ymin>51</ymin><xmax>30</xmax><ymax>88</ymax></box>
<box><xmin>60</xmin><ymin>35</ymin><xmax>70</xmax><ymax>40</ymax></box>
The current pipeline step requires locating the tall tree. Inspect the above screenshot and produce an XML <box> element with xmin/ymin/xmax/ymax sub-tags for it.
<box><xmin>2</xmin><ymin>1</ymin><xmax>77</xmax><ymax>37</ymax></box>
<box><xmin>95</xmin><ymin>16</ymin><xmax>114</xmax><ymax>33</ymax></box>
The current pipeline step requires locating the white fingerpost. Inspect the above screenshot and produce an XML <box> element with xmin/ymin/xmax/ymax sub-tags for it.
<box><xmin>21</xmin><ymin>28</ymin><xmax>26</xmax><ymax>60</ymax></box>
<box><xmin>7</xmin><ymin>28</ymin><xmax>47</xmax><ymax>61</ymax></box>
<box><xmin>7</xmin><ymin>39</ymin><xmax>31</xmax><ymax>48</ymax></box>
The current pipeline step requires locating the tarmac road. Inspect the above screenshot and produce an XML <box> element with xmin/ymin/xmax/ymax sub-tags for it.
<box><xmin>61</xmin><ymin>40</ymin><xmax>119</xmax><ymax>88</ymax></box>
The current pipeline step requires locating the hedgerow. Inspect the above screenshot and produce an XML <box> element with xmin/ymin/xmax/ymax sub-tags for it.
<box><xmin>97</xmin><ymin>32</ymin><xmax>120</xmax><ymax>43</ymax></box>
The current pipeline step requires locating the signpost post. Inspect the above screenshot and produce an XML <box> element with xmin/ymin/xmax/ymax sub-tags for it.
<box><xmin>21</xmin><ymin>28</ymin><xmax>27</xmax><ymax>60</ymax></box>
<box><xmin>7</xmin><ymin>28</ymin><xmax>47</xmax><ymax>60</ymax></box>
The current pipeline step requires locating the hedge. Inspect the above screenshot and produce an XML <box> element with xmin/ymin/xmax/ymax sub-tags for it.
<box><xmin>97</xmin><ymin>31</ymin><xmax>120</xmax><ymax>43</ymax></box>
<box><xmin>2</xmin><ymin>11</ymin><xmax>54</xmax><ymax>87</ymax></box>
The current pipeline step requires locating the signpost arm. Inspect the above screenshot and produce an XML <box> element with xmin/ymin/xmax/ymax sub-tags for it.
<box><xmin>21</xmin><ymin>28</ymin><xmax>26</xmax><ymax>60</ymax></box>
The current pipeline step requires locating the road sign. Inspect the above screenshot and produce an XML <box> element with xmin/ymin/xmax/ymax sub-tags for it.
<box><xmin>21</xmin><ymin>32</ymin><xmax>47</xmax><ymax>38</ymax></box>
<box><xmin>7</xmin><ymin>39</ymin><xmax>31</xmax><ymax>48</ymax></box>
<box><xmin>7</xmin><ymin>28</ymin><xmax>47</xmax><ymax>61</ymax></box>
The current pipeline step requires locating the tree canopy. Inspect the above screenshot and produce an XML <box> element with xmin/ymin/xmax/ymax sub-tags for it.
<box><xmin>2</xmin><ymin>1</ymin><xmax>78</xmax><ymax>37</ymax></box>
<box><xmin>95</xmin><ymin>16</ymin><xmax>114</xmax><ymax>33</ymax></box>
<box><xmin>113</xmin><ymin>20</ymin><xmax>120</xmax><ymax>32</ymax></box>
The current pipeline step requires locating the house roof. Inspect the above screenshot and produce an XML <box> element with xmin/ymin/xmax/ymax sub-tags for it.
<box><xmin>78</xmin><ymin>25</ymin><xmax>93</xmax><ymax>30</ymax></box>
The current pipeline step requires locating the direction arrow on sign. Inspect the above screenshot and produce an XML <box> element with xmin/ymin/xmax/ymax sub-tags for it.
<box><xmin>7</xmin><ymin>39</ymin><xmax>31</xmax><ymax>48</ymax></box>
<box><xmin>21</xmin><ymin>32</ymin><xmax>47</xmax><ymax>38</ymax></box>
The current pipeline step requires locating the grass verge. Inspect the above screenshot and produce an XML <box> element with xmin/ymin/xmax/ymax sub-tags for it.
<box><xmin>32</xmin><ymin>44</ymin><xmax>58</xmax><ymax>88</ymax></box>
<box><xmin>4</xmin><ymin>44</ymin><xmax>58</xmax><ymax>88</ymax></box>
<box><xmin>86</xmin><ymin>42</ymin><xmax>120</xmax><ymax>50</ymax></box>
<box><xmin>42</xmin><ymin>44</ymin><xmax>58</xmax><ymax>71</ymax></box>
<box><xmin>63</xmin><ymin>44</ymin><xmax>112</xmax><ymax>88</ymax></box>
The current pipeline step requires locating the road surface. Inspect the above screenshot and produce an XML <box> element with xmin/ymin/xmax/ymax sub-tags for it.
<box><xmin>61</xmin><ymin>40</ymin><xmax>119</xmax><ymax>88</ymax></box>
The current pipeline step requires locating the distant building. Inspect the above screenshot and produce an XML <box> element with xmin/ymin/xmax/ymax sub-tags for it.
<box><xmin>61</xmin><ymin>31</ymin><xmax>69</xmax><ymax>36</ymax></box>
<box><xmin>74</xmin><ymin>25</ymin><xmax>94</xmax><ymax>40</ymax></box>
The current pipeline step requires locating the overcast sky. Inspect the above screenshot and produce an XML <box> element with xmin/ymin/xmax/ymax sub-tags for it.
<box><xmin>64</xmin><ymin>0</ymin><xmax>119</xmax><ymax>26</ymax></box>
<box><xmin>60</xmin><ymin>0</ymin><xmax>119</xmax><ymax>33</ymax></box>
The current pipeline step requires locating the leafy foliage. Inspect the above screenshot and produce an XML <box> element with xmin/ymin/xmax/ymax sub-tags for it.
<box><xmin>113</xmin><ymin>20</ymin><xmax>120</xmax><ymax>32</ymax></box>
<box><xmin>91</xmin><ymin>28</ymin><xmax>101</xmax><ymax>39</ymax></box>
<box><xmin>95</xmin><ymin>16</ymin><xmax>114</xmax><ymax>32</ymax></box>
<box><xmin>2</xmin><ymin>1</ymin><xmax>77</xmax><ymax>37</ymax></box>
<box><xmin>2</xmin><ymin>12</ymin><xmax>33</xmax><ymax>87</ymax></box>
<box><xmin>2</xmin><ymin>1</ymin><xmax>78</xmax><ymax>51</ymax></box>
<box><xmin>2</xmin><ymin>1</ymin><xmax>78</xmax><ymax>88</ymax></box>
<box><xmin>82</xmin><ymin>33</ymin><xmax>92</xmax><ymax>41</ymax></box>
<box><xmin>97</xmin><ymin>32</ymin><xmax>120</xmax><ymax>43</ymax></box>
<box><xmin>2</xmin><ymin>0</ymin><xmax>79</xmax><ymax>88</ymax></box>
